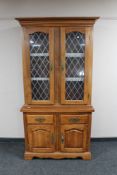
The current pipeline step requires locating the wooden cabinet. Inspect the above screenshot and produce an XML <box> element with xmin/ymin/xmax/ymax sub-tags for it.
<box><xmin>60</xmin><ymin>124</ymin><xmax>87</xmax><ymax>153</ymax></box>
<box><xmin>27</xmin><ymin>125</ymin><xmax>55</xmax><ymax>153</ymax></box>
<box><xmin>17</xmin><ymin>17</ymin><xmax>98</xmax><ymax>160</ymax></box>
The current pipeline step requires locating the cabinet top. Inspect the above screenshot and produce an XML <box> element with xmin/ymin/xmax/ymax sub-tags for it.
<box><xmin>16</xmin><ymin>17</ymin><xmax>99</xmax><ymax>27</ymax></box>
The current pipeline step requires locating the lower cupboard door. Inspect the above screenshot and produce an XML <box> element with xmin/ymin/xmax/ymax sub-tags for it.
<box><xmin>27</xmin><ymin>125</ymin><xmax>55</xmax><ymax>153</ymax></box>
<box><xmin>60</xmin><ymin>124</ymin><xmax>88</xmax><ymax>153</ymax></box>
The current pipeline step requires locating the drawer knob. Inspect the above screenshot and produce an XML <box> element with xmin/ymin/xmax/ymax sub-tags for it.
<box><xmin>35</xmin><ymin>117</ymin><xmax>45</xmax><ymax>123</ymax></box>
<box><xmin>69</xmin><ymin>118</ymin><xmax>80</xmax><ymax>123</ymax></box>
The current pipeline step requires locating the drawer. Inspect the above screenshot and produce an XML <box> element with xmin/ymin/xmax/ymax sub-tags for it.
<box><xmin>60</xmin><ymin>115</ymin><xmax>88</xmax><ymax>124</ymax></box>
<box><xmin>26</xmin><ymin>115</ymin><xmax>54</xmax><ymax>124</ymax></box>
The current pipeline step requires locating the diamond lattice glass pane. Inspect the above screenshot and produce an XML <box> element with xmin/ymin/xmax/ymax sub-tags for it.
<box><xmin>65</xmin><ymin>32</ymin><xmax>85</xmax><ymax>100</ymax></box>
<box><xmin>66</xmin><ymin>81</ymin><xmax>84</xmax><ymax>100</ymax></box>
<box><xmin>32</xmin><ymin>80</ymin><xmax>49</xmax><ymax>100</ymax></box>
<box><xmin>29</xmin><ymin>32</ymin><xmax>50</xmax><ymax>100</ymax></box>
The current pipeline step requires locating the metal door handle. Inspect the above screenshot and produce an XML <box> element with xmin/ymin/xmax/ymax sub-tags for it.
<box><xmin>61</xmin><ymin>134</ymin><xmax>64</xmax><ymax>144</ymax></box>
<box><xmin>68</xmin><ymin>118</ymin><xmax>80</xmax><ymax>123</ymax></box>
<box><xmin>35</xmin><ymin>117</ymin><xmax>45</xmax><ymax>123</ymax></box>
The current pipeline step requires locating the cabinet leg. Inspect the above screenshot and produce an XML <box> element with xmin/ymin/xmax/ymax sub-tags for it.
<box><xmin>82</xmin><ymin>152</ymin><xmax>91</xmax><ymax>160</ymax></box>
<box><xmin>24</xmin><ymin>153</ymin><xmax>33</xmax><ymax>160</ymax></box>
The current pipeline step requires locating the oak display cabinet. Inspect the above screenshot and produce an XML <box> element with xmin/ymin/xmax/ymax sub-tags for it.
<box><xmin>17</xmin><ymin>17</ymin><xmax>98</xmax><ymax>160</ymax></box>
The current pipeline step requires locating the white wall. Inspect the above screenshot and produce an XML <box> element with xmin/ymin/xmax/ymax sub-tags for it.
<box><xmin>0</xmin><ymin>20</ymin><xmax>24</xmax><ymax>137</ymax></box>
<box><xmin>0</xmin><ymin>0</ymin><xmax>117</xmax><ymax>18</ymax></box>
<box><xmin>92</xmin><ymin>19</ymin><xmax>117</xmax><ymax>137</ymax></box>
<box><xmin>0</xmin><ymin>1</ymin><xmax>117</xmax><ymax>138</ymax></box>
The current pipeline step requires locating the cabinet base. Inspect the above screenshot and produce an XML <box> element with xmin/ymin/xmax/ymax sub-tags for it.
<box><xmin>24</xmin><ymin>151</ymin><xmax>91</xmax><ymax>160</ymax></box>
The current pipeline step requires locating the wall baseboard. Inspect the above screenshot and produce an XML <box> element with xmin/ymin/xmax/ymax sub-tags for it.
<box><xmin>91</xmin><ymin>137</ymin><xmax>117</xmax><ymax>142</ymax></box>
<box><xmin>0</xmin><ymin>137</ymin><xmax>117</xmax><ymax>143</ymax></box>
<box><xmin>0</xmin><ymin>138</ymin><xmax>24</xmax><ymax>142</ymax></box>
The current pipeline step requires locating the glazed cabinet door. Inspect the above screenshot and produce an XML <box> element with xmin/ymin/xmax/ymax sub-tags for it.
<box><xmin>27</xmin><ymin>125</ymin><xmax>55</xmax><ymax>153</ymax></box>
<box><xmin>60</xmin><ymin>124</ymin><xmax>87</xmax><ymax>152</ymax></box>
<box><xmin>24</xmin><ymin>27</ymin><xmax>54</xmax><ymax>104</ymax></box>
<box><xmin>61</xmin><ymin>27</ymin><xmax>90</xmax><ymax>104</ymax></box>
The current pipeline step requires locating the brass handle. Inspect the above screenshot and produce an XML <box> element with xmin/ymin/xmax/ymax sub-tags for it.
<box><xmin>35</xmin><ymin>117</ymin><xmax>45</xmax><ymax>123</ymax></box>
<box><xmin>61</xmin><ymin>64</ymin><xmax>65</xmax><ymax>71</ymax></box>
<box><xmin>51</xmin><ymin>133</ymin><xmax>55</xmax><ymax>144</ymax></box>
<box><xmin>68</xmin><ymin>118</ymin><xmax>80</xmax><ymax>123</ymax></box>
<box><xmin>61</xmin><ymin>134</ymin><xmax>64</xmax><ymax>144</ymax></box>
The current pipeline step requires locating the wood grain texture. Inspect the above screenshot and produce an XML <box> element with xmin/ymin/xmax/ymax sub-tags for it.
<box><xmin>60</xmin><ymin>114</ymin><xmax>88</xmax><ymax>124</ymax></box>
<box><xmin>27</xmin><ymin>125</ymin><xmax>55</xmax><ymax>153</ymax></box>
<box><xmin>60</xmin><ymin>27</ymin><xmax>89</xmax><ymax>104</ymax></box>
<box><xmin>60</xmin><ymin>124</ymin><xmax>88</xmax><ymax>152</ymax></box>
<box><xmin>23</xmin><ymin>27</ymin><xmax>55</xmax><ymax>104</ymax></box>
<box><xmin>17</xmin><ymin>17</ymin><xmax>98</xmax><ymax>160</ymax></box>
<box><xmin>16</xmin><ymin>17</ymin><xmax>99</xmax><ymax>27</ymax></box>
<box><xmin>24</xmin><ymin>151</ymin><xmax>91</xmax><ymax>160</ymax></box>
<box><xmin>26</xmin><ymin>114</ymin><xmax>54</xmax><ymax>124</ymax></box>
<box><xmin>21</xmin><ymin>105</ymin><xmax>94</xmax><ymax>112</ymax></box>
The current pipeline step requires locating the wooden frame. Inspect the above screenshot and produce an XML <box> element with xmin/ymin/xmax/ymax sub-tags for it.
<box><xmin>17</xmin><ymin>17</ymin><xmax>98</xmax><ymax>160</ymax></box>
<box><xmin>60</xmin><ymin>124</ymin><xmax>88</xmax><ymax>152</ymax></box>
<box><xmin>22</xmin><ymin>27</ymin><xmax>54</xmax><ymax>104</ymax></box>
<box><xmin>60</xmin><ymin>27</ymin><xmax>90</xmax><ymax>104</ymax></box>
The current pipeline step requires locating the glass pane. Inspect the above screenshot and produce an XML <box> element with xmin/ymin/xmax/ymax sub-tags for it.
<box><xmin>65</xmin><ymin>32</ymin><xmax>85</xmax><ymax>100</ymax></box>
<box><xmin>29</xmin><ymin>32</ymin><xmax>50</xmax><ymax>100</ymax></box>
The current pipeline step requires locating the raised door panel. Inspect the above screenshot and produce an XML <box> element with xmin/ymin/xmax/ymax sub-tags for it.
<box><xmin>23</xmin><ymin>27</ymin><xmax>54</xmax><ymax>104</ymax></box>
<box><xmin>27</xmin><ymin>125</ymin><xmax>55</xmax><ymax>153</ymax></box>
<box><xmin>60</xmin><ymin>124</ymin><xmax>87</xmax><ymax>152</ymax></box>
<box><xmin>61</xmin><ymin>27</ymin><xmax>90</xmax><ymax>104</ymax></box>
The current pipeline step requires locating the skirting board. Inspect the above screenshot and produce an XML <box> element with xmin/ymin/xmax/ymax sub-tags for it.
<box><xmin>0</xmin><ymin>137</ymin><xmax>117</xmax><ymax>143</ymax></box>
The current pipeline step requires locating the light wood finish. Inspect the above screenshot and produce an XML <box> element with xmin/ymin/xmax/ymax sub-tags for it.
<box><xmin>16</xmin><ymin>17</ymin><xmax>98</xmax><ymax>27</ymax></box>
<box><xmin>17</xmin><ymin>17</ymin><xmax>98</xmax><ymax>160</ymax></box>
<box><xmin>23</xmin><ymin>27</ymin><xmax>55</xmax><ymax>104</ymax></box>
<box><xmin>60</xmin><ymin>114</ymin><xmax>88</xmax><ymax>124</ymax></box>
<box><xmin>21</xmin><ymin>105</ymin><xmax>94</xmax><ymax>113</ymax></box>
<box><xmin>27</xmin><ymin>125</ymin><xmax>55</xmax><ymax>153</ymax></box>
<box><xmin>60</xmin><ymin>124</ymin><xmax>88</xmax><ymax>153</ymax></box>
<box><xmin>24</xmin><ymin>151</ymin><xmax>91</xmax><ymax>160</ymax></box>
<box><xmin>61</xmin><ymin>27</ymin><xmax>89</xmax><ymax>104</ymax></box>
<box><xmin>26</xmin><ymin>114</ymin><xmax>54</xmax><ymax>124</ymax></box>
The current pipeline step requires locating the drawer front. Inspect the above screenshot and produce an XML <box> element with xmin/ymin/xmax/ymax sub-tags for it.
<box><xmin>60</xmin><ymin>115</ymin><xmax>88</xmax><ymax>124</ymax></box>
<box><xmin>27</xmin><ymin>115</ymin><xmax>54</xmax><ymax>124</ymax></box>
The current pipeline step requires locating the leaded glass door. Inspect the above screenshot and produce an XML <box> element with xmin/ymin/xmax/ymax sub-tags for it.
<box><xmin>26</xmin><ymin>28</ymin><xmax>54</xmax><ymax>104</ymax></box>
<box><xmin>61</xmin><ymin>28</ymin><xmax>88</xmax><ymax>104</ymax></box>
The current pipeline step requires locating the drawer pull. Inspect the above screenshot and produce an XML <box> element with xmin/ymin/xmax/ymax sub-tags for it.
<box><xmin>35</xmin><ymin>117</ymin><xmax>45</xmax><ymax>123</ymax></box>
<box><xmin>68</xmin><ymin>118</ymin><xmax>80</xmax><ymax>123</ymax></box>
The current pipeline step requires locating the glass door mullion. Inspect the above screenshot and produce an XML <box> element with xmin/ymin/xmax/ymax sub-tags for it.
<box><xmin>61</xmin><ymin>27</ymin><xmax>88</xmax><ymax>104</ymax></box>
<box><xmin>28</xmin><ymin>28</ymin><xmax>54</xmax><ymax>104</ymax></box>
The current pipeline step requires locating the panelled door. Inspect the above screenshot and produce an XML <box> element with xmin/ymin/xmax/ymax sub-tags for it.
<box><xmin>60</xmin><ymin>124</ymin><xmax>88</xmax><ymax>153</ymax></box>
<box><xmin>61</xmin><ymin>27</ymin><xmax>89</xmax><ymax>104</ymax></box>
<box><xmin>27</xmin><ymin>125</ymin><xmax>55</xmax><ymax>153</ymax></box>
<box><xmin>24</xmin><ymin>27</ymin><xmax>54</xmax><ymax>104</ymax></box>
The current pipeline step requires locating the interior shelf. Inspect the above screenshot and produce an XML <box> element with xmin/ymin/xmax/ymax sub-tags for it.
<box><xmin>66</xmin><ymin>77</ymin><xmax>84</xmax><ymax>81</ymax></box>
<box><xmin>66</xmin><ymin>53</ymin><xmax>84</xmax><ymax>57</ymax></box>
<box><xmin>31</xmin><ymin>77</ymin><xmax>49</xmax><ymax>81</ymax></box>
<box><xmin>30</xmin><ymin>53</ymin><xmax>49</xmax><ymax>57</ymax></box>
